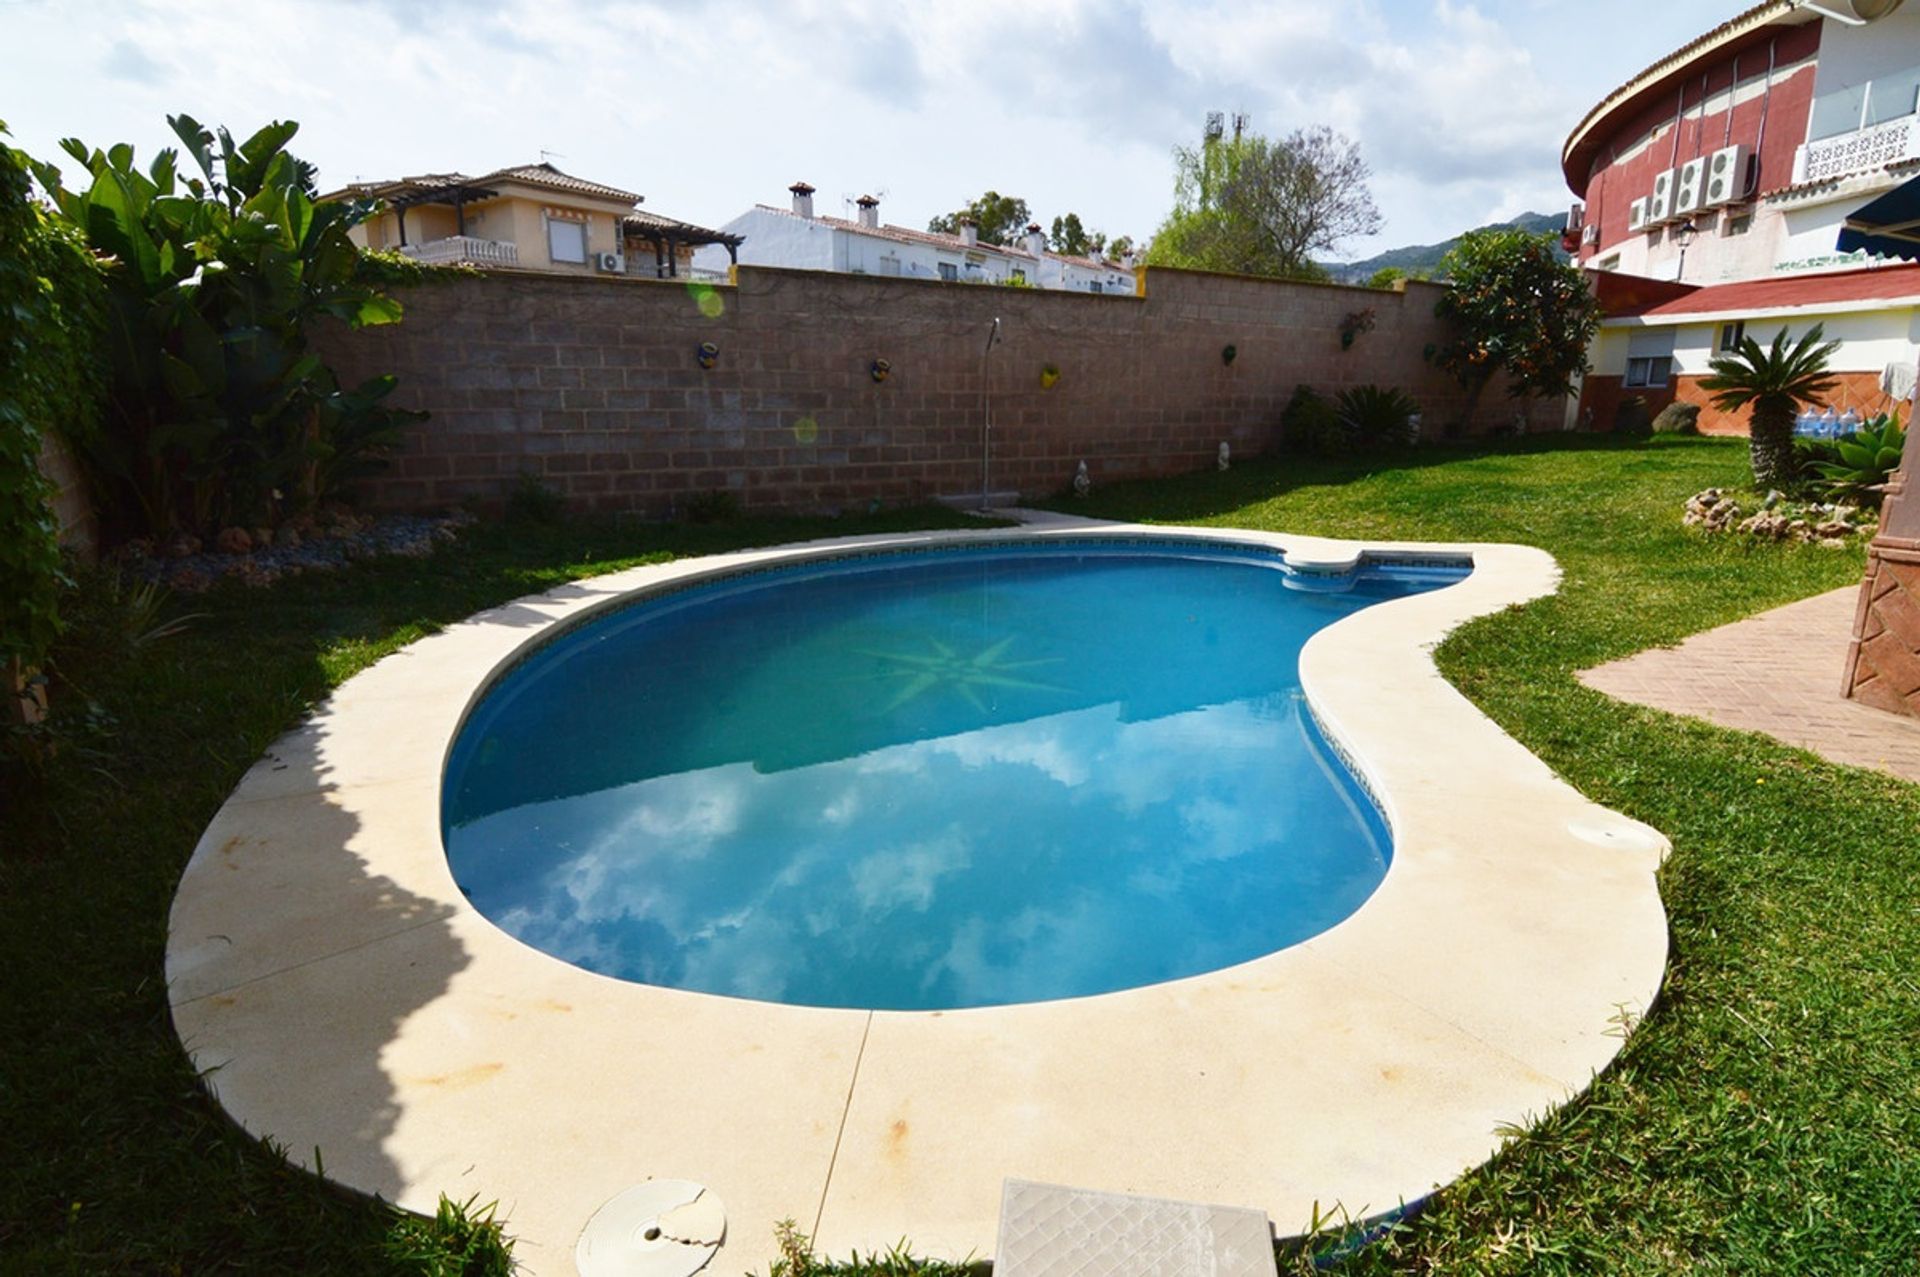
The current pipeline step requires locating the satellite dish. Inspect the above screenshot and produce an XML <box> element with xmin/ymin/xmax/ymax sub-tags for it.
<box><xmin>1803</xmin><ymin>0</ymin><xmax>1905</xmax><ymax>20</ymax></box>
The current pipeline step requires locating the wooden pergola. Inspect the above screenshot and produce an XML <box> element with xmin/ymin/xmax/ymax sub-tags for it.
<box><xmin>623</xmin><ymin>210</ymin><xmax>743</xmax><ymax>279</ymax></box>
<box><xmin>364</xmin><ymin>176</ymin><xmax>501</xmax><ymax>247</ymax></box>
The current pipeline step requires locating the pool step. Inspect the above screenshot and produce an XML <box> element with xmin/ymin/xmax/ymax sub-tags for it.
<box><xmin>996</xmin><ymin>1177</ymin><xmax>1278</xmax><ymax>1277</ymax></box>
<box><xmin>935</xmin><ymin>488</ymin><xmax>1024</xmax><ymax>511</ymax></box>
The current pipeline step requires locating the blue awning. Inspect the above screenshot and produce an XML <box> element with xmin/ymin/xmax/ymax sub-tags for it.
<box><xmin>1837</xmin><ymin>174</ymin><xmax>1920</xmax><ymax>261</ymax></box>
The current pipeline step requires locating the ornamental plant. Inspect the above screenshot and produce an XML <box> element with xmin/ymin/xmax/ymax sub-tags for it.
<box><xmin>1700</xmin><ymin>323</ymin><xmax>1841</xmax><ymax>493</ymax></box>
<box><xmin>1429</xmin><ymin>228</ymin><xmax>1599</xmax><ymax>427</ymax></box>
<box><xmin>1808</xmin><ymin>410</ymin><xmax>1906</xmax><ymax>507</ymax></box>
<box><xmin>30</xmin><ymin>114</ymin><xmax>422</xmax><ymax>540</ymax></box>
<box><xmin>0</xmin><ymin>122</ymin><xmax>104</xmax><ymax>677</ymax></box>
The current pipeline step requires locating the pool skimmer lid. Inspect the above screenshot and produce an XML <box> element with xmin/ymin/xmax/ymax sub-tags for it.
<box><xmin>575</xmin><ymin>1180</ymin><xmax>724</xmax><ymax>1277</ymax></box>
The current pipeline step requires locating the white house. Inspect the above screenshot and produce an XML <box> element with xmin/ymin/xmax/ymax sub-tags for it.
<box><xmin>692</xmin><ymin>184</ymin><xmax>1136</xmax><ymax>294</ymax></box>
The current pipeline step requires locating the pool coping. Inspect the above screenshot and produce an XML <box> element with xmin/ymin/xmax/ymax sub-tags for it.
<box><xmin>166</xmin><ymin>522</ymin><xmax>1670</xmax><ymax>1275</ymax></box>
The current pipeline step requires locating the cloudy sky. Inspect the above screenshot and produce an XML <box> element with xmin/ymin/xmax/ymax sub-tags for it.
<box><xmin>4</xmin><ymin>0</ymin><xmax>1738</xmax><ymax>260</ymax></box>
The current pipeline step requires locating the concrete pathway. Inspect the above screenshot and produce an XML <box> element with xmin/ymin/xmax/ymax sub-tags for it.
<box><xmin>1580</xmin><ymin>586</ymin><xmax>1920</xmax><ymax>784</ymax></box>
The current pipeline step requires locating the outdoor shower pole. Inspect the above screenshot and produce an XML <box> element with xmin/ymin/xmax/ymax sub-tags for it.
<box><xmin>981</xmin><ymin>316</ymin><xmax>1001</xmax><ymax>512</ymax></box>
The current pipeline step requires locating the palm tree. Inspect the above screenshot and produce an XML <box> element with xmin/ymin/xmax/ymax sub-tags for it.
<box><xmin>1700</xmin><ymin>323</ymin><xmax>1840</xmax><ymax>492</ymax></box>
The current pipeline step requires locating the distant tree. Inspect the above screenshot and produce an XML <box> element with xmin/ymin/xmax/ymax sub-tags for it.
<box><xmin>929</xmin><ymin>190</ymin><xmax>1030</xmax><ymax>246</ymax></box>
<box><xmin>1145</xmin><ymin>125</ymin><xmax>1381</xmax><ymax>280</ymax></box>
<box><xmin>1429</xmin><ymin>228</ymin><xmax>1598</xmax><ymax>428</ymax></box>
<box><xmin>1367</xmin><ymin>266</ymin><xmax>1408</xmax><ymax>290</ymax></box>
<box><xmin>1108</xmin><ymin>234</ymin><xmax>1135</xmax><ymax>261</ymax></box>
<box><xmin>1048</xmin><ymin>213</ymin><xmax>1112</xmax><ymax>259</ymax></box>
<box><xmin>1701</xmin><ymin>323</ymin><xmax>1841</xmax><ymax>492</ymax></box>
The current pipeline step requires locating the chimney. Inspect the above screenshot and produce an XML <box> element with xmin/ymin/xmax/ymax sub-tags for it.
<box><xmin>1024</xmin><ymin>222</ymin><xmax>1047</xmax><ymax>257</ymax></box>
<box><xmin>855</xmin><ymin>194</ymin><xmax>880</xmax><ymax>229</ymax></box>
<box><xmin>789</xmin><ymin>181</ymin><xmax>815</xmax><ymax>219</ymax></box>
<box><xmin>959</xmin><ymin>215</ymin><xmax>978</xmax><ymax>248</ymax></box>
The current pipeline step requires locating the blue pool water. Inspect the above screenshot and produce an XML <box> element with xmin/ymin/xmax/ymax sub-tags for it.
<box><xmin>442</xmin><ymin>541</ymin><xmax>1464</xmax><ymax>1011</ymax></box>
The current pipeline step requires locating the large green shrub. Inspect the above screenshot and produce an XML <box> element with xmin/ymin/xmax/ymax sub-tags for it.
<box><xmin>1281</xmin><ymin>384</ymin><xmax>1344</xmax><ymax>457</ymax></box>
<box><xmin>0</xmin><ymin>122</ymin><xmax>104</xmax><ymax>673</ymax></box>
<box><xmin>31</xmin><ymin>115</ymin><xmax>422</xmax><ymax>540</ymax></box>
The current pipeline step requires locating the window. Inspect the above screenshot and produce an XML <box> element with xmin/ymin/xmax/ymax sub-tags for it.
<box><xmin>1625</xmin><ymin>327</ymin><xmax>1675</xmax><ymax>388</ymax></box>
<box><xmin>1595</xmin><ymin>254</ymin><xmax>1621</xmax><ymax>272</ymax></box>
<box><xmin>1717</xmin><ymin>321</ymin><xmax>1746</xmax><ymax>352</ymax></box>
<box><xmin>1088</xmin><ymin>281</ymin><xmax>1103</xmax><ymax>294</ymax></box>
<box><xmin>937</xmin><ymin>261</ymin><xmax>958</xmax><ymax>282</ymax></box>
<box><xmin>547</xmin><ymin>217</ymin><xmax>587</xmax><ymax>264</ymax></box>
<box><xmin>1724</xmin><ymin>211</ymin><xmax>1753</xmax><ymax>237</ymax></box>
<box><xmin>1809</xmin><ymin>82</ymin><xmax>1870</xmax><ymax>141</ymax></box>
<box><xmin>1008</xmin><ymin>269</ymin><xmax>1025</xmax><ymax>284</ymax></box>
<box><xmin>1867</xmin><ymin>72</ymin><xmax>1920</xmax><ymax>127</ymax></box>
<box><xmin>1624</xmin><ymin>357</ymin><xmax>1673</xmax><ymax>388</ymax></box>
<box><xmin>879</xmin><ymin>255</ymin><xmax>902</xmax><ymax>277</ymax></box>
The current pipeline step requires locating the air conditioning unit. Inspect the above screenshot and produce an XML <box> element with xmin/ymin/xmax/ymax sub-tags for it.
<box><xmin>1704</xmin><ymin>144</ymin><xmax>1752</xmax><ymax>206</ymax></box>
<box><xmin>1647</xmin><ymin>168</ymin><xmax>1677</xmax><ymax>223</ymax></box>
<box><xmin>595</xmin><ymin>251</ymin><xmax>626</xmax><ymax>274</ymax></box>
<box><xmin>1582</xmin><ymin>223</ymin><xmax>1601</xmax><ymax>245</ymax></box>
<box><xmin>1673</xmin><ymin>156</ymin><xmax>1708</xmax><ymax>216</ymax></box>
<box><xmin>1628</xmin><ymin>197</ymin><xmax>1651</xmax><ymax>233</ymax></box>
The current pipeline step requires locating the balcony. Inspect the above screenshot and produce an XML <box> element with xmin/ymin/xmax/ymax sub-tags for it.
<box><xmin>398</xmin><ymin>236</ymin><xmax>520</xmax><ymax>268</ymax></box>
<box><xmin>1794</xmin><ymin>112</ymin><xmax>1920</xmax><ymax>185</ymax></box>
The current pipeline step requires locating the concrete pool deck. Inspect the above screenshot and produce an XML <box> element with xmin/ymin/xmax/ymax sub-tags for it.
<box><xmin>166</xmin><ymin>522</ymin><xmax>1671</xmax><ymax>1275</ymax></box>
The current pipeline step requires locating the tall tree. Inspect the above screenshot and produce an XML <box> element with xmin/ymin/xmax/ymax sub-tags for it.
<box><xmin>1701</xmin><ymin>324</ymin><xmax>1841</xmax><ymax>492</ymax></box>
<box><xmin>928</xmin><ymin>190</ymin><xmax>1030</xmax><ymax>246</ymax></box>
<box><xmin>1428</xmin><ymin>228</ymin><xmax>1599</xmax><ymax>428</ymax></box>
<box><xmin>1145</xmin><ymin>125</ymin><xmax>1380</xmax><ymax>280</ymax></box>
<box><xmin>1049</xmin><ymin>213</ymin><xmax>1109</xmax><ymax>258</ymax></box>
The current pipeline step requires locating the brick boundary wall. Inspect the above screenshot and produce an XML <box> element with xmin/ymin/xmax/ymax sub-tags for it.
<box><xmin>310</xmin><ymin>265</ymin><xmax>1566</xmax><ymax>519</ymax></box>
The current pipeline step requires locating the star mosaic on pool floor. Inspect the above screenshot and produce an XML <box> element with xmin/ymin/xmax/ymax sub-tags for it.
<box><xmin>850</xmin><ymin>635</ymin><xmax>1068</xmax><ymax>711</ymax></box>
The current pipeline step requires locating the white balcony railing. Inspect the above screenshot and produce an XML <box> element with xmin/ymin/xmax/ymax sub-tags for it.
<box><xmin>1794</xmin><ymin>112</ymin><xmax>1920</xmax><ymax>185</ymax></box>
<box><xmin>398</xmin><ymin>236</ymin><xmax>520</xmax><ymax>268</ymax></box>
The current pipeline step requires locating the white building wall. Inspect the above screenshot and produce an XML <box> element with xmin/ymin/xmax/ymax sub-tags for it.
<box><xmin>692</xmin><ymin>208</ymin><xmax>835</xmax><ymax>276</ymax></box>
<box><xmin>1600</xmin><ymin>304</ymin><xmax>1920</xmax><ymax>377</ymax></box>
<box><xmin>1038</xmin><ymin>257</ymin><xmax>1136</xmax><ymax>294</ymax></box>
<box><xmin>692</xmin><ymin>203</ymin><xmax>1132</xmax><ymax>291</ymax></box>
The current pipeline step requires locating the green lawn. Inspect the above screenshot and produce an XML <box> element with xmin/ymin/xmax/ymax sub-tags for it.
<box><xmin>6</xmin><ymin>437</ymin><xmax>1918</xmax><ymax>1274</ymax></box>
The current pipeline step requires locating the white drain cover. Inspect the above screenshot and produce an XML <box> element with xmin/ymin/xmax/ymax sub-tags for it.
<box><xmin>576</xmin><ymin>1180</ymin><xmax>726</xmax><ymax>1277</ymax></box>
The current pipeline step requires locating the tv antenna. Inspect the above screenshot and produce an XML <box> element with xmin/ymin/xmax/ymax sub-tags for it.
<box><xmin>539</xmin><ymin>148</ymin><xmax>566</xmax><ymax>165</ymax></box>
<box><xmin>1231</xmin><ymin>111</ymin><xmax>1250</xmax><ymax>140</ymax></box>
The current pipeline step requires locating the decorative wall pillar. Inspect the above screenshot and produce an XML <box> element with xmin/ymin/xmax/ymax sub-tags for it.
<box><xmin>1844</xmin><ymin>417</ymin><xmax>1920</xmax><ymax>718</ymax></box>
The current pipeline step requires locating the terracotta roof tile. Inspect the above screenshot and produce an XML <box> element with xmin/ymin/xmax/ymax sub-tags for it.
<box><xmin>1618</xmin><ymin>262</ymin><xmax>1920</xmax><ymax>320</ymax></box>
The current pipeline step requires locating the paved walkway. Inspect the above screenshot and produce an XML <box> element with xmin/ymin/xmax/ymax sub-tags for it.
<box><xmin>1580</xmin><ymin>586</ymin><xmax>1920</xmax><ymax>784</ymax></box>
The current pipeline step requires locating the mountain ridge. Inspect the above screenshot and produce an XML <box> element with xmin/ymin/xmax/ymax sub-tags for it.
<box><xmin>1325</xmin><ymin>211</ymin><xmax>1569</xmax><ymax>283</ymax></box>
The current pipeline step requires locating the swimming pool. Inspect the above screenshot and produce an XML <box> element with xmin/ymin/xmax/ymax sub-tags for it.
<box><xmin>443</xmin><ymin>543</ymin><xmax>1464</xmax><ymax>1010</ymax></box>
<box><xmin>168</xmin><ymin>523</ymin><xmax>1670</xmax><ymax>1275</ymax></box>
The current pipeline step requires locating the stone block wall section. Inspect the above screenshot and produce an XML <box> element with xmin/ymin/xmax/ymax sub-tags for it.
<box><xmin>39</xmin><ymin>432</ymin><xmax>97</xmax><ymax>558</ymax></box>
<box><xmin>313</xmin><ymin>265</ymin><xmax>1565</xmax><ymax>519</ymax></box>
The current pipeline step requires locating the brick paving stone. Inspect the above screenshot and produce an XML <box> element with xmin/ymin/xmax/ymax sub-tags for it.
<box><xmin>1580</xmin><ymin>586</ymin><xmax>1920</xmax><ymax>784</ymax></box>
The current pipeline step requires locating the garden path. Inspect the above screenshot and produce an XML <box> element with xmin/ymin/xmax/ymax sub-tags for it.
<box><xmin>1581</xmin><ymin>586</ymin><xmax>1920</xmax><ymax>784</ymax></box>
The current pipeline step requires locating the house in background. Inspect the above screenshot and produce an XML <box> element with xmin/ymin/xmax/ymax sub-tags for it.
<box><xmin>1562</xmin><ymin>0</ymin><xmax>1920</xmax><ymax>432</ymax></box>
<box><xmin>323</xmin><ymin>162</ymin><xmax>741</xmax><ymax>280</ymax></box>
<box><xmin>692</xmin><ymin>183</ymin><xmax>1136</xmax><ymax>294</ymax></box>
